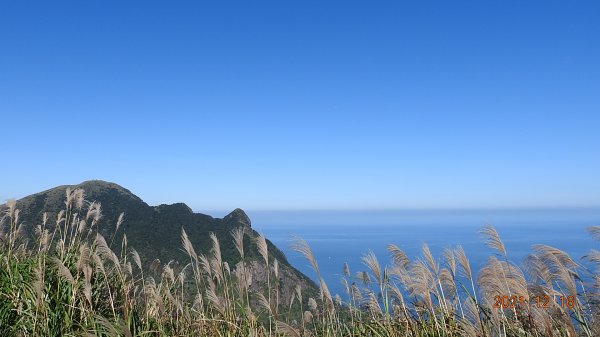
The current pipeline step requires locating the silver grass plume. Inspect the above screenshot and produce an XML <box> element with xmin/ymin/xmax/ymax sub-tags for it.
<box><xmin>320</xmin><ymin>277</ymin><xmax>333</xmax><ymax>303</ymax></box>
<box><xmin>199</xmin><ymin>254</ymin><xmax>212</xmax><ymax>278</ymax></box>
<box><xmin>364</xmin><ymin>291</ymin><xmax>382</xmax><ymax>315</ymax></box>
<box><xmin>65</xmin><ymin>187</ymin><xmax>85</xmax><ymax>210</ymax></box>
<box><xmin>455</xmin><ymin>250</ymin><xmax>470</xmax><ymax>275</ymax></box>
<box><xmin>56</xmin><ymin>210</ymin><xmax>65</xmax><ymax>226</ymax></box>
<box><xmin>257</xmin><ymin>292</ymin><xmax>272</xmax><ymax>314</ymax></box>
<box><xmin>422</xmin><ymin>243</ymin><xmax>438</xmax><ymax>274</ymax></box>
<box><xmin>387</xmin><ymin>243</ymin><xmax>410</xmax><ymax>269</ymax></box>
<box><xmin>480</xmin><ymin>224</ymin><xmax>507</xmax><ymax>256</ymax></box>
<box><xmin>77</xmin><ymin>243</ymin><xmax>91</xmax><ymax>274</ymax></box>
<box><xmin>273</xmin><ymin>258</ymin><xmax>279</xmax><ymax>279</ymax></box>
<box><xmin>130</xmin><ymin>248</ymin><xmax>142</xmax><ymax>272</ymax></box>
<box><xmin>115</xmin><ymin>212</ymin><xmax>124</xmax><ymax>232</ymax></box>
<box><xmin>86</xmin><ymin>201</ymin><xmax>102</xmax><ymax>225</ymax></box>
<box><xmin>256</xmin><ymin>232</ymin><xmax>269</xmax><ymax>266</ymax></box>
<box><xmin>33</xmin><ymin>262</ymin><xmax>45</xmax><ymax>311</ymax></box>
<box><xmin>276</xmin><ymin>321</ymin><xmax>301</xmax><ymax>337</ymax></box>
<box><xmin>295</xmin><ymin>284</ymin><xmax>302</xmax><ymax>303</ymax></box>
<box><xmin>461</xmin><ymin>298</ymin><xmax>483</xmax><ymax>337</ymax></box>
<box><xmin>209</xmin><ymin>232</ymin><xmax>222</xmax><ymax>270</ymax></box>
<box><xmin>308</xmin><ymin>297</ymin><xmax>318</xmax><ymax>313</ymax></box>
<box><xmin>210</xmin><ymin>256</ymin><xmax>223</xmax><ymax>284</ymax></box>
<box><xmin>231</xmin><ymin>226</ymin><xmax>245</xmax><ymax>259</ymax></box>
<box><xmin>303</xmin><ymin>310</ymin><xmax>313</xmax><ymax>323</ymax></box>
<box><xmin>343</xmin><ymin>261</ymin><xmax>350</xmax><ymax>277</ymax></box>
<box><xmin>206</xmin><ymin>280</ymin><xmax>225</xmax><ymax>315</ymax></box>
<box><xmin>587</xmin><ymin>226</ymin><xmax>600</xmax><ymax>241</ymax></box>
<box><xmin>357</xmin><ymin>271</ymin><xmax>371</xmax><ymax>286</ymax></box>
<box><xmin>291</xmin><ymin>236</ymin><xmax>319</xmax><ymax>276</ymax></box>
<box><xmin>181</xmin><ymin>228</ymin><xmax>198</xmax><ymax>263</ymax></box>
<box><xmin>443</xmin><ymin>248</ymin><xmax>456</xmax><ymax>276</ymax></box>
<box><xmin>162</xmin><ymin>262</ymin><xmax>175</xmax><ymax>283</ymax></box>
<box><xmin>51</xmin><ymin>257</ymin><xmax>75</xmax><ymax>285</ymax></box>
<box><xmin>361</xmin><ymin>250</ymin><xmax>383</xmax><ymax>286</ymax></box>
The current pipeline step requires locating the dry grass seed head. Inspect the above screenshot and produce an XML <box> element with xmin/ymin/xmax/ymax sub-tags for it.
<box><xmin>343</xmin><ymin>261</ymin><xmax>350</xmax><ymax>277</ymax></box>
<box><xmin>303</xmin><ymin>310</ymin><xmax>313</xmax><ymax>323</ymax></box>
<box><xmin>480</xmin><ymin>224</ymin><xmax>507</xmax><ymax>256</ymax></box>
<box><xmin>443</xmin><ymin>248</ymin><xmax>456</xmax><ymax>276</ymax></box>
<box><xmin>308</xmin><ymin>297</ymin><xmax>318</xmax><ymax>312</ymax></box>
<box><xmin>162</xmin><ymin>263</ymin><xmax>175</xmax><ymax>283</ymax></box>
<box><xmin>295</xmin><ymin>284</ymin><xmax>303</xmax><ymax>303</ymax></box>
<box><xmin>255</xmin><ymin>233</ymin><xmax>269</xmax><ymax>266</ymax></box>
<box><xmin>223</xmin><ymin>261</ymin><xmax>230</xmax><ymax>276</ymax></box>
<box><xmin>523</xmin><ymin>254</ymin><xmax>552</xmax><ymax>286</ymax></box>
<box><xmin>439</xmin><ymin>268</ymin><xmax>456</xmax><ymax>294</ymax></box>
<box><xmin>116</xmin><ymin>212</ymin><xmax>124</xmax><ymax>231</ymax></box>
<box><xmin>273</xmin><ymin>258</ymin><xmax>279</xmax><ymax>279</ymax></box>
<box><xmin>421</xmin><ymin>243</ymin><xmax>438</xmax><ymax>274</ymax></box>
<box><xmin>455</xmin><ymin>246</ymin><xmax>472</xmax><ymax>279</ymax></box>
<box><xmin>584</xmin><ymin>249</ymin><xmax>600</xmax><ymax>265</ymax></box>
<box><xmin>276</xmin><ymin>321</ymin><xmax>301</xmax><ymax>337</ymax></box>
<box><xmin>319</xmin><ymin>277</ymin><xmax>332</xmax><ymax>303</ymax></box>
<box><xmin>56</xmin><ymin>210</ymin><xmax>65</xmax><ymax>226</ymax></box>
<box><xmin>587</xmin><ymin>226</ymin><xmax>600</xmax><ymax>241</ymax></box>
<box><xmin>357</xmin><ymin>271</ymin><xmax>371</xmax><ymax>286</ymax></box>
<box><xmin>181</xmin><ymin>228</ymin><xmax>198</xmax><ymax>263</ymax></box>
<box><xmin>361</xmin><ymin>250</ymin><xmax>382</xmax><ymax>285</ymax></box>
<box><xmin>532</xmin><ymin>245</ymin><xmax>578</xmax><ymax>296</ymax></box>
<box><xmin>291</xmin><ymin>236</ymin><xmax>319</xmax><ymax>276</ymax></box>
<box><xmin>198</xmin><ymin>254</ymin><xmax>212</xmax><ymax>277</ymax></box>
<box><xmin>387</xmin><ymin>243</ymin><xmax>410</xmax><ymax>269</ymax></box>
<box><xmin>533</xmin><ymin>244</ymin><xmax>579</xmax><ymax>271</ymax></box>
<box><xmin>388</xmin><ymin>284</ymin><xmax>404</xmax><ymax>304</ymax></box>
<box><xmin>33</xmin><ymin>262</ymin><xmax>45</xmax><ymax>311</ymax></box>
<box><xmin>210</xmin><ymin>256</ymin><xmax>223</xmax><ymax>284</ymax></box>
<box><xmin>3</xmin><ymin>199</ymin><xmax>16</xmax><ymax>219</ymax></box>
<box><xmin>86</xmin><ymin>201</ymin><xmax>102</xmax><ymax>224</ymax></box>
<box><xmin>66</xmin><ymin>187</ymin><xmax>85</xmax><ymax>210</ymax></box>
<box><xmin>52</xmin><ymin>257</ymin><xmax>75</xmax><ymax>285</ymax></box>
<box><xmin>130</xmin><ymin>248</ymin><xmax>142</xmax><ymax>272</ymax></box>
<box><xmin>231</xmin><ymin>226</ymin><xmax>245</xmax><ymax>259</ymax></box>
<box><xmin>77</xmin><ymin>243</ymin><xmax>91</xmax><ymax>272</ymax></box>
<box><xmin>364</xmin><ymin>291</ymin><xmax>382</xmax><ymax>315</ymax></box>
<box><xmin>407</xmin><ymin>261</ymin><xmax>435</xmax><ymax>305</ymax></box>
<box><xmin>341</xmin><ymin>277</ymin><xmax>350</xmax><ymax>295</ymax></box>
<box><xmin>77</xmin><ymin>219</ymin><xmax>86</xmax><ymax>234</ymax></box>
<box><xmin>257</xmin><ymin>292</ymin><xmax>272</xmax><ymax>314</ymax></box>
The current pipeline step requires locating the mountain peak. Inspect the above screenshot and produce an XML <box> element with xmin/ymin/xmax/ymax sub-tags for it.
<box><xmin>223</xmin><ymin>208</ymin><xmax>251</xmax><ymax>227</ymax></box>
<box><xmin>75</xmin><ymin>180</ymin><xmax>139</xmax><ymax>198</ymax></box>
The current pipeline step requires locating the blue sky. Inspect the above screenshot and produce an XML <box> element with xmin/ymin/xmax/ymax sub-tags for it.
<box><xmin>1</xmin><ymin>1</ymin><xmax>599</xmax><ymax>211</ymax></box>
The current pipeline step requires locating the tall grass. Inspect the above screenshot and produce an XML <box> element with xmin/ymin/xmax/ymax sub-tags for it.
<box><xmin>1</xmin><ymin>188</ymin><xmax>600</xmax><ymax>336</ymax></box>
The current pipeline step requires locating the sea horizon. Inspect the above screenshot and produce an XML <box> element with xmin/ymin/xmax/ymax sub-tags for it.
<box><xmin>242</xmin><ymin>208</ymin><xmax>600</xmax><ymax>297</ymax></box>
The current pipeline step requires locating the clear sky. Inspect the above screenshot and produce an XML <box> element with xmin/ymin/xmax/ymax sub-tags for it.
<box><xmin>1</xmin><ymin>1</ymin><xmax>599</xmax><ymax>211</ymax></box>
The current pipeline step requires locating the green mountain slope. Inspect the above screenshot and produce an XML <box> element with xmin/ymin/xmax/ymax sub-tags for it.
<box><xmin>6</xmin><ymin>180</ymin><xmax>316</xmax><ymax>301</ymax></box>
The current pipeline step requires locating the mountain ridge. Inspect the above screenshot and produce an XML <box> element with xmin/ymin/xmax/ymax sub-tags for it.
<box><xmin>2</xmin><ymin>180</ymin><xmax>317</xmax><ymax>302</ymax></box>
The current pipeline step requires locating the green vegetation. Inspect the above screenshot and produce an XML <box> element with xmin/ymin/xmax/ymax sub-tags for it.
<box><xmin>1</xmin><ymin>185</ymin><xmax>600</xmax><ymax>336</ymax></box>
<box><xmin>10</xmin><ymin>181</ymin><xmax>307</xmax><ymax>285</ymax></box>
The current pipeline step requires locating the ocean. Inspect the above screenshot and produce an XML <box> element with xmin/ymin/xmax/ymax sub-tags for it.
<box><xmin>248</xmin><ymin>208</ymin><xmax>600</xmax><ymax>298</ymax></box>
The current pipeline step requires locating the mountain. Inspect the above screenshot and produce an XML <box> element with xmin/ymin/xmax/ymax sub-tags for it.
<box><xmin>4</xmin><ymin>180</ymin><xmax>316</xmax><ymax>302</ymax></box>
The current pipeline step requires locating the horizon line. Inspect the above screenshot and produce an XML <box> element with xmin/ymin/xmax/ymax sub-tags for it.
<box><xmin>200</xmin><ymin>205</ymin><xmax>600</xmax><ymax>215</ymax></box>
